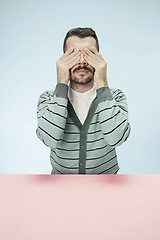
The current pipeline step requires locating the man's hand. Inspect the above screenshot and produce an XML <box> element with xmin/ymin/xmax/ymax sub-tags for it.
<box><xmin>56</xmin><ymin>47</ymin><xmax>80</xmax><ymax>85</ymax></box>
<box><xmin>82</xmin><ymin>46</ymin><xmax>108</xmax><ymax>88</ymax></box>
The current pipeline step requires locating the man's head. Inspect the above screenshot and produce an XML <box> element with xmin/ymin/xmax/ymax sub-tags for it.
<box><xmin>63</xmin><ymin>27</ymin><xmax>99</xmax><ymax>85</ymax></box>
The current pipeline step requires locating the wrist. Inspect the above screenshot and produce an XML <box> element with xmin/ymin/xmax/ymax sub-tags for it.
<box><xmin>57</xmin><ymin>80</ymin><xmax>68</xmax><ymax>85</ymax></box>
<box><xmin>96</xmin><ymin>81</ymin><xmax>108</xmax><ymax>89</ymax></box>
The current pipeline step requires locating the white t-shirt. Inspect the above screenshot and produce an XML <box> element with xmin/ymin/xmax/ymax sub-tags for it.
<box><xmin>67</xmin><ymin>81</ymin><xmax>97</xmax><ymax>124</ymax></box>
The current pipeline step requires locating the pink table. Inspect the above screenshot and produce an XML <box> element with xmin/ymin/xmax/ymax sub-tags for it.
<box><xmin>0</xmin><ymin>174</ymin><xmax>160</xmax><ymax>240</ymax></box>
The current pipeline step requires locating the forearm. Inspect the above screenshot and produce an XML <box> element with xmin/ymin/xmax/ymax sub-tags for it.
<box><xmin>96</xmin><ymin>87</ymin><xmax>131</xmax><ymax>148</ymax></box>
<box><xmin>36</xmin><ymin>83</ymin><xmax>69</xmax><ymax>148</ymax></box>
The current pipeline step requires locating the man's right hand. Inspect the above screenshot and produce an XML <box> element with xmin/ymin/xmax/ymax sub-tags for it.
<box><xmin>56</xmin><ymin>47</ymin><xmax>80</xmax><ymax>85</ymax></box>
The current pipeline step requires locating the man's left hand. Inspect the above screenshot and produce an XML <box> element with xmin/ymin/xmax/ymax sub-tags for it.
<box><xmin>83</xmin><ymin>46</ymin><xmax>108</xmax><ymax>88</ymax></box>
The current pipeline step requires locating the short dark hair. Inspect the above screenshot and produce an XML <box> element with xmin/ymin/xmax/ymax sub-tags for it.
<box><xmin>63</xmin><ymin>27</ymin><xmax>99</xmax><ymax>53</ymax></box>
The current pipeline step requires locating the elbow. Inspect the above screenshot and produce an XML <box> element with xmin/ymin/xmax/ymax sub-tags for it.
<box><xmin>107</xmin><ymin>123</ymin><xmax>131</xmax><ymax>148</ymax></box>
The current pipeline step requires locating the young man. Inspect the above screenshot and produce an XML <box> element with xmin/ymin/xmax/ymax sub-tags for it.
<box><xmin>36</xmin><ymin>27</ymin><xmax>131</xmax><ymax>175</ymax></box>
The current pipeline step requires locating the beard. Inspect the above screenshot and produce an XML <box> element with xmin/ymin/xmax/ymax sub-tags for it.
<box><xmin>70</xmin><ymin>74</ymin><xmax>93</xmax><ymax>85</ymax></box>
<box><xmin>69</xmin><ymin>68</ymin><xmax>95</xmax><ymax>85</ymax></box>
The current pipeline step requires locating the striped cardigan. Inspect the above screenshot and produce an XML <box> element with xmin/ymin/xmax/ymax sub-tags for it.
<box><xmin>36</xmin><ymin>83</ymin><xmax>131</xmax><ymax>174</ymax></box>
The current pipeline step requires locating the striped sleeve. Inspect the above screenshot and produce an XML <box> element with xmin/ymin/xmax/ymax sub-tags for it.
<box><xmin>36</xmin><ymin>83</ymin><xmax>68</xmax><ymax>148</ymax></box>
<box><xmin>96</xmin><ymin>86</ymin><xmax>131</xmax><ymax>148</ymax></box>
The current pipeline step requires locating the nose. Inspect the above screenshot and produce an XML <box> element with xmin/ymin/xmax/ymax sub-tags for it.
<box><xmin>77</xmin><ymin>51</ymin><xmax>87</xmax><ymax>65</ymax></box>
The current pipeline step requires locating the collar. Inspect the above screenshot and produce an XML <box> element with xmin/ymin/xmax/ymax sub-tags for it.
<box><xmin>68</xmin><ymin>81</ymin><xmax>97</xmax><ymax>101</ymax></box>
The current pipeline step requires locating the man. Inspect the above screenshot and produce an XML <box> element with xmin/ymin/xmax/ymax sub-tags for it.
<box><xmin>36</xmin><ymin>27</ymin><xmax>131</xmax><ymax>174</ymax></box>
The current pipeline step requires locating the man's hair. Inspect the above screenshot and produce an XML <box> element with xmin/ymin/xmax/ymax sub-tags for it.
<box><xmin>63</xmin><ymin>27</ymin><xmax>99</xmax><ymax>53</ymax></box>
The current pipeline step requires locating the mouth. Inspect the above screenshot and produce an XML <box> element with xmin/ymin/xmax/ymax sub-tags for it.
<box><xmin>76</xmin><ymin>69</ymin><xmax>88</xmax><ymax>73</ymax></box>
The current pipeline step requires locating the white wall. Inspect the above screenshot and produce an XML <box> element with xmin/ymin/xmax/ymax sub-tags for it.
<box><xmin>0</xmin><ymin>0</ymin><xmax>160</xmax><ymax>174</ymax></box>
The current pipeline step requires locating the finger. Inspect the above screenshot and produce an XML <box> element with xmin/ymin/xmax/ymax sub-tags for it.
<box><xmin>63</xmin><ymin>50</ymin><xmax>80</xmax><ymax>64</ymax></box>
<box><xmin>68</xmin><ymin>55</ymin><xmax>81</xmax><ymax>69</ymax></box>
<box><xmin>83</xmin><ymin>54</ymin><xmax>97</xmax><ymax>68</ymax></box>
<box><xmin>84</xmin><ymin>46</ymin><xmax>104</xmax><ymax>61</ymax></box>
<box><xmin>59</xmin><ymin>48</ymin><xmax>73</xmax><ymax>61</ymax></box>
<box><xmin>66</xmin><ymin>54</ymin><xmax>81</xmax><ymax>69</ymax></box>
<box><xmin>83</xmin><ymin>50</ymin><xmax>103</xmax><ymax>67</ymax></box>
<box><xmin>63</xmin><ymin>49</ymin><xmax>80</xmax><ymax>63</ymax></box>
<box><xmin>83</xmin><ymin>48</ymin><xmax>104</xmax><ymax>63</ymax></box>
<box><xmin>60</xmin><ymin>48</ymin><xmax>79</xmax><ymax>62</ymax></box>
<box><xmin>83</xmin><ymin>47</ymin><xmax>103</xmax><ymax>61</ymax></box>
<box><xmin>64</xmin><ymin>47</ymin><xmax>74</xmax><ymax>56</ymax></box>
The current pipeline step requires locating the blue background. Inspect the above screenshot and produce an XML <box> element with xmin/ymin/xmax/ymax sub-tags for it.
<box><xmin>0</xmin><ymin>0</ymin><xmax>160</xmax><ymax>174</ymax></box>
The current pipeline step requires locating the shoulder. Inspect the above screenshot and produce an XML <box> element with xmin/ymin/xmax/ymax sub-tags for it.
<box><xmin>109</xmin><ymin>87</ymin><xmax>123</xmax><ymax>94</ymax></box>
<box><xmin>109</xmin><ymin>87</ymin><xmax>127</xmax><ymax>102</ymax></box>
<box><xmin>109</xmin><ymin>87</ymin><xmax>125</xmax><ymax>96</ymax></box>
<box><xmin>39</xmin><ymin>90</ymin><xmax>55</xmax><ymax>99</ymax></box>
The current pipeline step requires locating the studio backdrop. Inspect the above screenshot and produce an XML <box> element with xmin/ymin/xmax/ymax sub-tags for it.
<box><xmin>0</xmin><ymin>0</ymin><xmax>160</xmax><ymax>174</ymax></box>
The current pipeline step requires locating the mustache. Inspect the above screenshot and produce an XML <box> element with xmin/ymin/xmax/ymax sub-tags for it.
<box><xmin>74</xmin><ymin>66</ymin><xmax>92</xmax><ymax>73</ymax></box>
